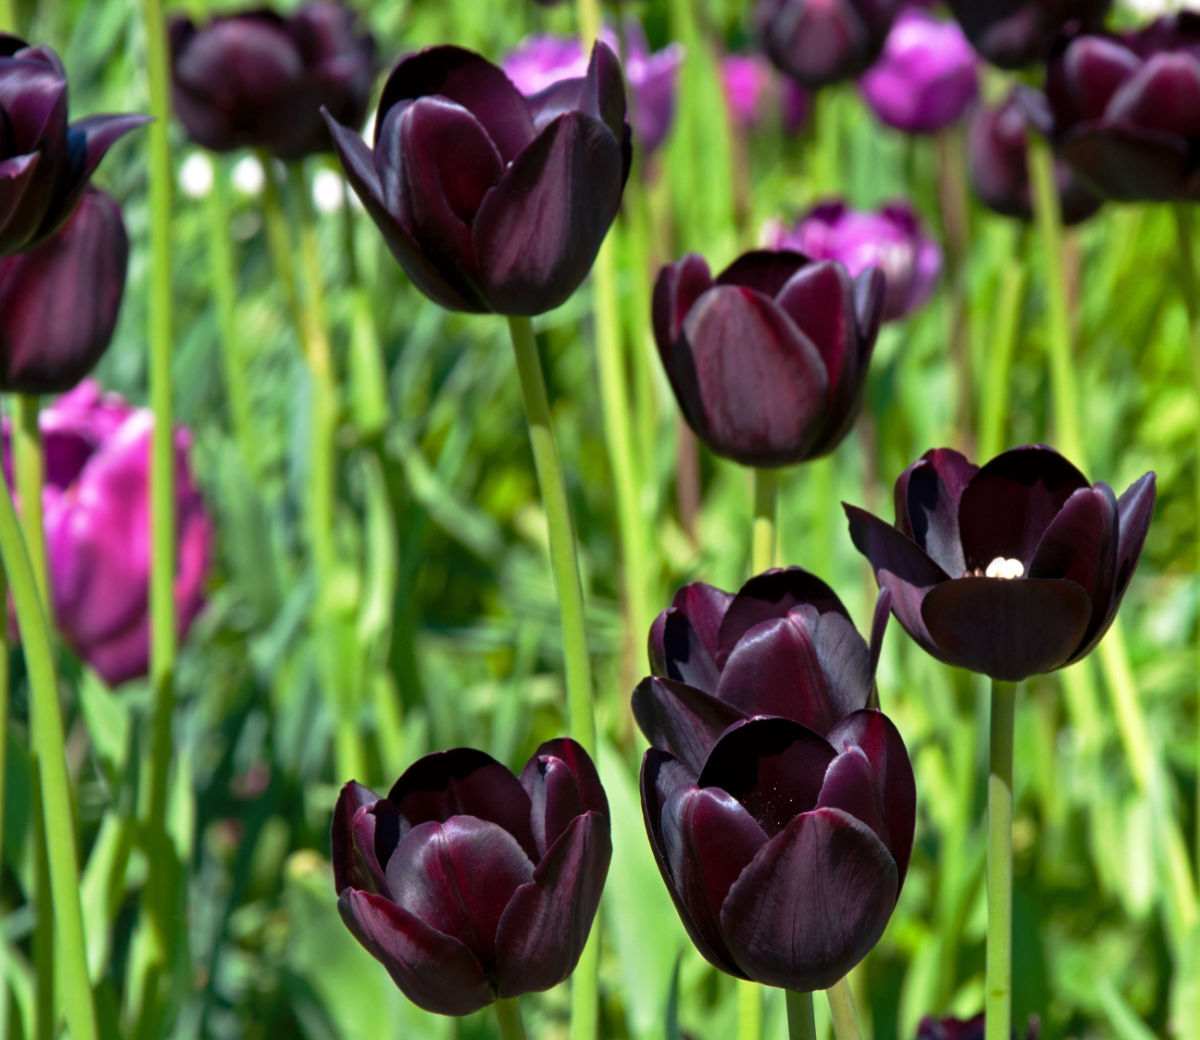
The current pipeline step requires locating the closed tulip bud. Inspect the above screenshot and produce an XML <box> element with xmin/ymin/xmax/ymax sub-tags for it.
<box><xmin>769</xmin><ymin>200</ymin><xmax>941</xmax><ymax>322</ymax></box>
<box><xmin>845</xmin><ymin>445</ymin><xmax>1155</xmax><ymax>682</ymax></box>
<box><xmin>0</xmin><ymin>189</ymin><xmax>128</xmax><ymax>394</ymax></box>
<box><xmin>332</xmin><ymin>740</ymin><xmax>611</xmax><ymax>1015</ymax></box>
<box><xmin>945</xmin><ymin>0</ymin><xmax>1112</xmax><ymax>69</ymax></box>
<box><xmin>756</xmin><ymin>0</ymin><xmax>904</xmax><ymax>87</ymax></box>
<box><xmin>0</xmin><ymin>35</ymin><xmax>146</xmax><ymax>255</ymax></box>
<box><xmin>636</xmin><ymin>568</ymin><xmax>916</xmax><ymax>991</ymax></box>
<box><xmin>326</xmin><ymin>43</ymin><xmax>631</xmax><ymax>315</ymax></box>
<box><xmin>967</xmin><ymin>90</ymin><xmax>1103</xmax><ymax>225</ymax></box>
<box><xmin>653</xmin><ymin>250</ymin><xmax>884</xmax><ymax>467</ymax></box>
<box><xmin>860</xmin><ymin>7</ymin><xmax>979</xmax><ymax>135</ymax></box>
<box><xmin>917</xmin><ymin>1013</ymin><xmax>1040</xmax><ymax>1039</ymax></box>
<box><xmin>169</xmin><ymin>2</ymin><xmax>376</xmax><ymax>160</ymax></box>
<box><xmin>1036</xmin><ymin>15</ymin><xmax>1200</xmax><ymax>201</ymax></box>
<box><xmin>4</xmin><ymin>382</ymin><xmax>212</xmax><ymax>686</ymax></box>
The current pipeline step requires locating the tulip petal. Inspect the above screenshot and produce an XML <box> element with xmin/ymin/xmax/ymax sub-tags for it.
<box><xmin>1114</xmin><ymin>472</ymin><xmax>1155</xmax><ymax>599</ymax></box>
<box><xmin>844</xmin><ymin>503</ymin><xmax>948</xmax><ymax>654</ymax></box>
<box><xmin>653</xmin><ymin>254</ymin><xmax>713</xmax><ymax>350</ymax></box>
<box><xmin>826</xmin><ymin>709</ymin><xmax>916</xmax><ymax>883</ymax></box>
<box><xmin>775</xmin><ymin>260</ymin><xmax>856</xmax><ymax>389</ymax></box>
<box><xmin>720</xmin><ymin>807</ymin><xmax>899</xmax><ymax>992</ymax></box>
<box><xmin>70</xmin><ymin>113</ymin><xmax>151</xmax><ymax>183</ymax></box>
<box><xmin>717</xmin><ymin>567</ymin><xmax>850</xmax><ymax>664</ymax></box>
<box><xmin>473</xmin><ymin>111</ymin><xmax>623</xmax><ymax>315</ymax></box>
<box><xmin>895</xmin><ymin>448</ymin><xmax>977</xmax><ymax>576</ymax></box>
<box><xmin>520</xmin><ymin>738</ymin><xmax>607</xmax><ymax>858</ymax></box>
<box><xmin>956</xmin><ymin>445</ymin><xmax>1090</xmax><ymax>572</ymax></box>
<box><xmin>578</xmin><ymin>41</ymin><xmax>627</xmax><ymax>143</ymax></box>
<box><xmin>387</xmin><ymin>747</ymin><xmax>537</xmax><ymax>859</ymax></box>
<box><xmin>0</xmin><ymin>55</ymin><xmax>66</xmax><ymax>151</ymax></box>
<box><xmin>1061</xmin><ymin>37</ymin><xmax>1140</xmax><ymax>123</ymax></box>
<box><xmin>632</xmin><ymin>675</ymin><xmax>746</xmax><ymax>774</ymax></box>
<box><xmin>868</xmin><ymin>587</ymin><xmax>892</xmax><ymax>686</ymax></box>
<box><xmin>852</xmin><ymin>266</ymin><xmax>885</xmax><ymax>348</ymax></box>
<box><xmin>0</xmin><ymin>151</ymin><xmax>40</xmax><ymax>245</ymax></box>
<box><xmin>816</xmin><ymin>746</ymin><xmax>884</xmax><ymax>841</ymax></box>
<box><xmin>698</xmin><ymin>717</ymin><xmax>836</xmax><ymax>837</ymax></box>
<box><xmin>920</xmin><ymin>576</ymin><xmax>1092</xmax><ymax>681</ymax></box>
<box><xmin>759</xmin><ymin>0</ymin><xmax>873</xmax><ymax>87</ymax></box>
<box><xmin>385</xmin><ymin>816</ymin><xmax>534</xmax><ymax>968</ymax></box>
<box><xmin>377</xmin><ymin>45</ymin><xmax>535</xmax><ymax>163</ymax></box>
<box><xmin>715</xmin><ymin>249</ymin><xmax>809</xmax><ymax>297</ymax></box>
<box><xmin>494</xmin><ymin>810</ymin><xmax>611</xmax><ymax>996</ymax></box>
<box><xmin>650</xmin><ymin>581</ymin><xmax>734</xmax><ymax>689</ymax></box>
<box><xmin>332</xmin><ymin>781</ymin><xmax>384</xmax><ymax>894</ymax></box>
<box><xmin>338</xmin><ymin>888</ymin><xmax>494</xmax><ymax>1015</ymax></box>
<box><xmin>641</xmin><ymin>750</ymin><xmax>747</xmax><ymax>976</ymax></box>
<box><xmin>1061</xmin><ymin>122</ymin><xmax>1193</xmax><ymax>202</ymax></box>
<box><xmin>1107</xmin><ymin>53</ymin><xmax>1200</xmax><ymax>139</ymax></box>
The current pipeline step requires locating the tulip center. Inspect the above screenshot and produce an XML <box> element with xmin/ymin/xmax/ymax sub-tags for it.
<box><xmin>975</xmin><ymin>556</ymin><xmax>1024</xmax><ymax>580</ymax></box>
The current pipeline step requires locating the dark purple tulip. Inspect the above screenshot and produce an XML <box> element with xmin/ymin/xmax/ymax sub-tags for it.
<box><xmin>504</xmin><ymin>25</ymin><xmax>683</xmax><ymax>157</ymax></box>
<box><xmin>332</xmin><ymin>740</ymin><xmax>611</xmax><ymax>1015</ymax></box>
<box><xmin>4</xmin><ymin>381</ymin><xmax>212</xmax><ymax>686</ymax></box>
<box><xmin>1034</xmin><ymin>14</ymin><xmax>1200</xmax><ymax>201</ymax></box>
<box><xmin>860</xmin><ymin>6</ymin><xmax>979</xmax><ymax>134</ymax></box>
<box><xmin>756</xmin><ymin>0</ymin><xmax>904</xmax><ymax>87</ymax></box>
<box><xmin>967</xmin><ymin>90</ymin><xmax>1103</xmax><ymax>225</ymax></box>
<box><xmin>325</xmin><ymin>44</ymin><xmax>630</xmax><ymax>316</ymax></box>
<box><xmin>917</xmin><ymin>1013</ymin><xmax>1040</xmax><ymax>1039</ymax></box>
<box><xmin>169</xmin><ymin>2</ymin><xmax>376</xmax><ymax>160</ymax></box>
<box><xmin>653</xmin><ymin>250</ymin><xmax>884</xmax><ymax>467</ymax></box>
<box><xmin>0</xmin><ymin>35</ymin><xmax>146</xmax><ymax>255</ymax></box>
<box><xmin>636</xmin><ymin>567</ymin><xmax>916</xmax><ymax>991</ymax></box>
<box><xmin>944</xmin><ymin>0</ymin><xmax>1112</xmax><ymax>69</ymax></box>
<box><xmin>0</xmin><ymin>189</ymin><xmax>128</xmax><ymax>393</ymax></box>
<box><xmin>769</xmin><ymin>200</ymin><xmax>941</xmax><ymax>322</ymax></box>
<box><xmin>845</xmin><ymin>445</ymin><xmax>1155</xmax><ymax>682</ymax></box>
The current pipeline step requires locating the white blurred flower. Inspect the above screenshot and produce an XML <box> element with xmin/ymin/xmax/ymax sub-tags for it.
<box><xmin>1123</xmin><ymin>0</ymin><xmax>1199</xmax><ymax>13</ymax></box>
<box><xmin>179</xmin><ymin>152</ymin><xmax>214</xmax><ymax>199</ymax></box>
<box><xmin>232</xmin><ymin>155</ymin><xmax>265</xmax><ymax>197</ymax></box>
<box><xmin>312</xmin><ymin>168</ymin><xmax>346</xmax><ymax>214</ymax></box>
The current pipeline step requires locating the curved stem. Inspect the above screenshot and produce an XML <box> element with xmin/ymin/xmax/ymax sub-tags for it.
<box><xmin>494</xmin><ymin>998</ymin><xmax>529</xmax><ymax>1040</ymax></box>
<box><xmin>752</xmin><ymin>468</ymin><xmax>779</xmax><ymax>573</ymax></box>
<box><xmin>827</xmin><ymin>977</ymin><xmax>863</xmax><ymax>1040</ymax></box>
<box><xmin>0</xmin><ymin>454</ymin><xmax>96</xmax><ymax>1040</ymax></box>
<box><xmin>786</xmin><ymin>990</ymin><xmax>817</xmax><ymax>1040</ymax></box>
<box><xmin>986</xmin><ymin>680</ymin><xmax>1017</xmax><ymax>1040</ymax></box>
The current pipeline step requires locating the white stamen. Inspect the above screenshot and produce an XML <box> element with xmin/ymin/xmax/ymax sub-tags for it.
<box><xmin>985</xmin><ymin>556</ymin><xmax>1025</xmax><ymax>580</ymax></box>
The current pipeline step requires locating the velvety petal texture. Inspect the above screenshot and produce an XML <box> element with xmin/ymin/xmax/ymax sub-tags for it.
<box><xmin>756</xmin><ymin>0</ymin><xmax>905</xmax><ymax>87</ymax></box>
<box><xmin>328</xmin><ymin>42</ymin><xmax>629</xmax><ymax>315</ymax></box>
<box><xmin>330</xmin><ymin>739</ymin><xmax>610</xmax><ymax>1013</ymax></box>
<box><xmin>169</xmin><ymin>2</ymin><xmax>376</xmax><ymax>159</ymax></box>
<box><xmin>653</xmin><ymin>249</ymin><xmax>883</xmax><ymax>467</ymax></box>
<box><xmin>3</xmin><ymin>381</ymin><xmax>212</xmax><ymax>686</ymax></box>
<box><xmin>0</xmin><ymin>36</ymin><xmax>145</xmax><ymax>254</ymax></box>
<box><xmin>945</xmin><ymin>0</ymin><xmax>1112</xmax><ymax>69</ymax></box>
<box><xmin>635</xmin><ymin>569</ymin><xmax>915</xmax><ymax>989</ymax></box>
<box><xmin>845</xmin><ymin>445</ymin><xmax>1154</xmax><ymax>681</ymax></box>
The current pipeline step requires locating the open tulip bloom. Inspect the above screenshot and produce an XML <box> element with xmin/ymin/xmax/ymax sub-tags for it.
<box><xmin>636</xmin><ymin>567</ymin><xmax>916</xmax><ymax>993</ymax></box>
<box><xmin>332</xmin><ymin>740</ymin><xmax>611</xmax><ymax>1016</ymax></box>
<box><xmin>325</xmin><ymin>42</ymin><xmax>631</xmax><ymax>315</ymax></box>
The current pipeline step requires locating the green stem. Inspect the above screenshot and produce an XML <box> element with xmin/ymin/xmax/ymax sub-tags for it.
<box><xmin>12</xmin><ymin>395</ymin><xmax>47</xmax><ymax>599</ymax></box>
<box><xmin>736</xmin><ymin>979</ymin><xmax>761</xmax><ymax>1040</ymax></box>
<box><xmin>259</xmin><ymin>154</ymin><xmax>305</xmax><ymax>342</ymax></box>
<box><xmin>494</xmin><ymin>998</ymin><xmax>529</xmax><ymax>1040</ymax></box>
<box><xmin>986</xmin><ymin>680</ymin><xmax>1017</xmax><ymax>1040</ymax></box>
<box><xmin>624</xmin><ymin>179</ymin><xmax>659</xmax><ymax>487</ymax></box>
<box><xmin>575</xmin><ymin>0</ymin><xmax>600</xmax><ymax>40</ymax></box>
<box><xmin>978</xmin><ymin>254</ymin><xmax>1026</xmax><ymax>460</ymax></box>
<box><xmin>752</xmin><ymin>468</ymin><xmax>779</xmax><ymax>573</ymax></box>
<box><xmin>32</xmin><ymin>771</ymin><xmax>53</xmax><ymax>1040</ymax></box>
<box><xmin>827</xmin><ymin>978</ymin><xmax>862</xmax><ymax>1040</ymax></box>
<box><xmin>786</xmin><ymin>990</ymin><xmax>817</xmax><ymax>1040</ymax></box>
<box><xmin>0</xmin><ymin>441</ymin><xmax>96</xmax><ymax>1040</ymax></box>
<box><xmin>936</xmin><ymin>129</ymin><xmax>974</xmax><ymax>450</ymax></box>
<box><xmin>340</xmin><ymin>184</ymin><xmax>390</xmax><ymax>441</ymax></box>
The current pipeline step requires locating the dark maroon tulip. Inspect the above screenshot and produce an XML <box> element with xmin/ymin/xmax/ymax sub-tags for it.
<box><xmin>756</xmin><ymin>0</ymin><xmax>904</xmax><ymax>87</ymax></box>
<box><xmin>636</xmin><ymin>567</ymin><xmax>916</xmax><ymax>992</ymax></box>
<box><xmin>1034</xmin><ymin>14</ymin><xmax>1200</xmax><ymax>201</ymax></box>
<box><xmin>169</xmin><ymin>3</ymin><xmax>375</xmax><ymax>161</ymax></box>
<box><xmin>332</xmin><ymin>740</ymin><xmax>611</xmax><ymax>1015</ymax></box>
<box><xmin>944</xmin><ymin>0</ymin><xmax>1111</xmax><ymax>69</ymax></box>
<box><xmin>325</xmin><ymin>43</ymin><xmax>630</xmax><ymax>316</ymax></box>
<box><xmin>845</xmin><ymin>445</ymin><xmax>1155</xmax><ymax>682</ymax></box>
<box><xmin>967</xmin><ymin>91</ymin><xmax>1103</xmax><ymax>225</ymax></box>
<box><xmin>0</xmin><ymin>189</ymin><xmax>128</xmax><ymax>393</ymax></box>
<box><xmin>653</xmin><ymin>250</ymin><xmax>884</xmax><ymax>467</ymax></box>
<box><xmin>917</xmin><ymin>1013</ymin><xmax>1040</xmax><ymax>1039</ymax></box>
<box><xmin>0</xmin><ymin>35</ymin><xmax>146</xmax><ymax>255</ymax></box>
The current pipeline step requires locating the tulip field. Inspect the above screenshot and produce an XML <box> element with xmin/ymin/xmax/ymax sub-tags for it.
<box><xmin>3</xmin><ymin>0</ymin><xmax>1200</xmax><ymax>1038</ymax></box>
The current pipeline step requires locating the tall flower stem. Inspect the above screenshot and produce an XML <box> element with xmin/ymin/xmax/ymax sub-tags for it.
<box><xmin>986</xmin><ymin>679</ymin><xmax>1017</xmax><ymax>1040</ymax></box>
<box><xmin>0</xmin><ymin>450</ymin><xmax>97</xmax><ymax>1040</ymax></box>
<box><xmin>737</xmin><ymin>982</ymin><xmax>762</xmax><ymax>1040</ymax></box>
<box><xmin>140</xmin><ymin>0</ymin><xmax>180</xmax><ymax>1008</ymax></box>
<box><xmin>786</xmin><ymin>990</ymin><xmax>817</xmax><ymax>1040</ymax></box>
<box><xmin>936</xmin><ymin>129</ymin><xmax>974</xmax><ymax>451</ymax></box>
<box><xmin>827</xmin><ymin>978</ymin><xmax>863</xmax><ymax>1040</ymax></box>
<box><xmin>494</xmin><ymin>998</ymin><xmax>529</xmax><ymax>1040</ymax></box>
<box><xmin>978</xmin><ymin>254</ymin><xmax>1026</xmax><ymax>459</ymax></box>
<box><xmin>505</xmin><ymin>316</ymin><xmax>598</xmax><ymax>1040</ymax></box>
<box><xmin>752</xmin><ymin>468</ymin><xmax>779</xmax><ymax>573</ymax></box>
<box><xmin>12</xmin><ymin>395</ymin><xmax>47</xmax><ymax>595</ymax></box>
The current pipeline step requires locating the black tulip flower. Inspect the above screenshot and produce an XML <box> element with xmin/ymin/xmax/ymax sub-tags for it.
<box><xmin>325</xmin><ymin>43</ymin><xmax>631</xmax><ymax>316</ymax></box>
<box><xmin>0</xmin><ymin>35</ymin><xmax>146</xmax><ymax>256</ymax></box>
<box><xmin>845</xmin><ymin>446</ymin><xmax>1155</xmax><ymax>683</ymax></box>
<box><xmin>1034</xmin><ymin>14</ymin><xmax>1200</xmax><ymax>202</ymax></box>
<box><xmin>944</xmin><ymin>0</ymin><xmax>1112</xmax><ymax>69</ymax></box>
<box><xmin>755</xmin><ymin>0</ymin><xmax>904</xmax><ymax>87</ymax></box>
<box><xmin>653</xmin><ymin>251</ymin><xmax>884</xmax><ymax>468</ymax></box>
<box><xmin>169</xmin><ymin>2</ymin><xmax>376</xmax><ymax>161</ymax></box>
<box><xmin>636</xmin><ymin>568</ymin><xmax>916</xmax><ymax>992</ymax></box>
<box><xmin>967</xmin><ymin>91</ymin><xmax>1102</xmax><ymax>226</ymax></box>
<box><xmin>332</xmin><ymin>740</ymin><xmax>611</xmax><ymax>1015</ymax></box>
<box><xmin>917</xmin><ymin>1013</ymin><xmax>1040</xmax><ymax>1040</ymax></box>
<box><xmin>0</xmin><ymin>188</ymin><xmax>128</xmax><ymax>394</ymax></box>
